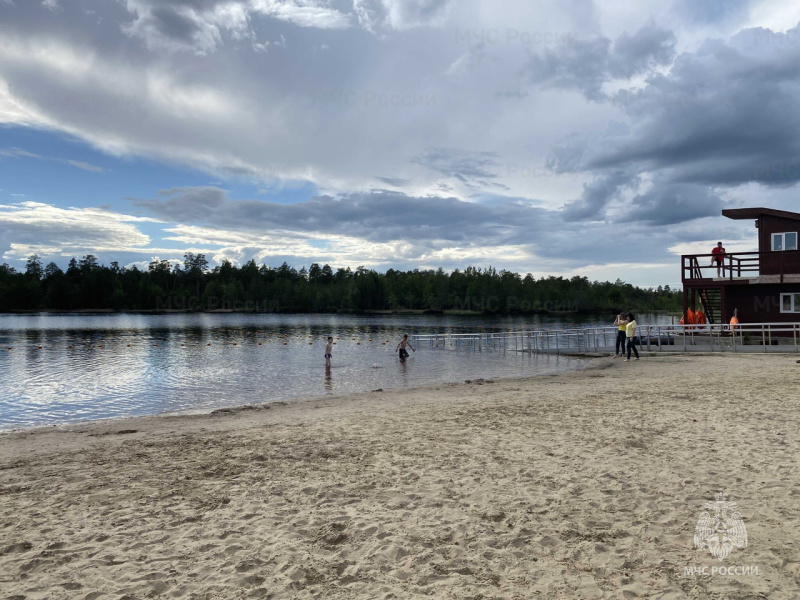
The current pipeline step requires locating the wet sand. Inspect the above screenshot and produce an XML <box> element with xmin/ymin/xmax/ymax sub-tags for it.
<box><xmin>1</xmin><ymin>353</ymin><xmax>799</xmax><ymax>599</ymax></box>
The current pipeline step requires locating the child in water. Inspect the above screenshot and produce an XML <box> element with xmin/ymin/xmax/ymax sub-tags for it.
<box><xmin>395</xmin><ymin>334</ymin><xmax>415</xmax><ymax>360</ymax></box>
<box><xmin>324</xmin><ymin>336</ymin><xmax>333</xmax><ymax>367</ymax></box>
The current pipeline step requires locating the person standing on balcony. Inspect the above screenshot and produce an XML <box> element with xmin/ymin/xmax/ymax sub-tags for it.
<box><xmin>711</xmin><ymin>241</ymin><xmax>726</xmax><ymax>277</ymax></box>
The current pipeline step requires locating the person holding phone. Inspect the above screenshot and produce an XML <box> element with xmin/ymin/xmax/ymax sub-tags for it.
<box><xmin>625</xmin><ymin>313</ymin><xmax>639</xmax><ymax>361</ymax></box>
<box><xmin>613</xmin><ymin>312</ymin><xmax>628</xmax><ymax>358</ymax></box>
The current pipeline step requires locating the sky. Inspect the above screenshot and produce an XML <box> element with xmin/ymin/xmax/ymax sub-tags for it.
<box><xmin>2</xmin><ymin>0</ymin><xmax>800</xmax><ymax>288</ymax></box>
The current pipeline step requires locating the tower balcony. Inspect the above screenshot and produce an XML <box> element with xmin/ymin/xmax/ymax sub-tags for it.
<box><xmin>681</xmin><ymin>250</ymin><xmax>800</xmax><ymax>285</ymax></box>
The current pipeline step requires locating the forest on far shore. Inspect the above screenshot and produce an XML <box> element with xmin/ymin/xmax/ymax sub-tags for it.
<box><xmin>0</xmin><ymin>253</ymin><xmax>682</xmax><ymax>314</ymax></box>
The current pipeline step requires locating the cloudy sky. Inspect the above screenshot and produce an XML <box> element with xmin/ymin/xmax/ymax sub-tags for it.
<box><xmin>2</xmin><ymin>0</ymin><xmax>800</xmax><ymax>287</ymax></box>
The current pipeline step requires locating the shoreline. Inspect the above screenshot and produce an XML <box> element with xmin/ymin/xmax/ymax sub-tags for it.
<box><xmin>0</xmin><ymin>355</ymin><xmax>596</xmax><ymax>437</ymax></box>
<box><xmin>2</xmin><ymin>353</ymin><xmax>798</xmax><ymax>598</ymax></box>
<box><xmin>0</xmin><ymin>350</ymin><xmax>592</xmax><ymax>434</ymax></box>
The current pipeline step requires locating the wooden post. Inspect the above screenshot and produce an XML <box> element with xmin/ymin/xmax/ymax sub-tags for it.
<box><xmin>683</xmin><ymin>287</ymin><xmax>689</xmax><ymax>323</ymax></box>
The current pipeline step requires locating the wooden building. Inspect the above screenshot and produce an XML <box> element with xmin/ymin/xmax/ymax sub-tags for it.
<box><xmin>682</xmin><ymin>207</ymin><xmax>800</xmax><ymax>324</ymax></box>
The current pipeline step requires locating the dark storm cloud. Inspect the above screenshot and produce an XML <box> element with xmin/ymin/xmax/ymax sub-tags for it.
<box><xmin>411</xmin><ymin>148</ymin><xmax>500</xmax><ymax>179</ymax></box>
<box><xmin>132</xmin><ymin>186</ymin><xmax>687</xmax><ymax>271</ymax></box>
<box><xmin>123</xmin><ymin>0</ymin><xmax>238</xmax><ymax>53</ymax></box>
<box><xmin>131</xmin><ymin>186</ymin><xmax>226</xmax><ymax>220</ymax></box>
<box><xmin>525</xmin><ymin>24</ymin><xmax>676</xmax><ymax>100</ymax></box>
<box><xmin>147</xmin><ymin>6</ymin><xmax>205</xmax><ymax>43</ymax></box>
<box><xmin>582</xmin><ymin>26</ymin><xmax>800</xmax><ymax>184</ymax></box>
<box><xmin>525</xmin><ymin>37</ymin><xmax>611</xmax><ymax>101</ymax></box>
<box><xmin>411</xmin><ymin>148</ymin><xmax>508</xmax><ymax>191</ymax></box>
<box><xmin>561</xmin><ymin>171</ymin><xmax>637</xmax><ymax>221</ymax></box>
<box><xmin>611</xmin><ymin>25</ymin><xmax>676</xmax><ymax>77</ymax></box>
<box><xmin>376</xmin><ymin>176</ymin><xmax>411</xmax><ymax>186</ymax></box>
<box><xmin>597</xmin><ymin>31</ymin><xmax>800</xmax><ymax>185</ymax></box>
<box><xmin>547</xmin><ymin>23</ymin><xmax>800</xmax><ymax>224</ymax></box>
<box><xmin>134</xmin><ymin>186</ymin><xmax>550</xmax><ymax>244</ymax></box>
<box><xmin>621</xmin><ymin>183</ymin><xmax>724</xmax><ymax>225</ymax></box>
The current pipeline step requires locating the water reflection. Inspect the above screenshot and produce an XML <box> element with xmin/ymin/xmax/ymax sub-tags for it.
<box><xmin>0</xmin><ymin>313</ymin><xmax>674</xmax><ymax>429</ymax></box>
<box><xmin>398</xmin><ymin>356</ymin><xmax>410</xmax><ymax>385</ymax></box>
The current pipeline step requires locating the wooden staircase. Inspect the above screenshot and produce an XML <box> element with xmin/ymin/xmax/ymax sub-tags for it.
<box><xmin>698</xmin><ymin>288</ymin><xmax>722</xmax><ymax>324</ymax></box>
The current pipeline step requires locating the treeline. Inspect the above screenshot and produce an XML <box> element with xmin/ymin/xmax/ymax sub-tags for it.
<box><xmin>0</xmin><ymin>253</ymin><xmax>682</xmax><ymax>313</ymax></box>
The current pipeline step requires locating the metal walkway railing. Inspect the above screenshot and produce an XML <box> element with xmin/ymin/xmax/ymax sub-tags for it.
<box><xmin>412</xmin><ymin>322</ymin><xmax>800</xmax><ymax>354</ymax></box>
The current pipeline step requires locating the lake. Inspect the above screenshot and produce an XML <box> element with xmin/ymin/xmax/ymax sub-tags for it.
<box><xmin>0</xmin><ymin>312</ymin><xmax>676</xmax><ymax>430</ymax></box>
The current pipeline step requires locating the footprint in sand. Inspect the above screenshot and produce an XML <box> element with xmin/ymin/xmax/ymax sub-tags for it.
<box><xmin>2</xmin><ymin>541</ymin><xmax>33</xmax><ymax>554</ymax></box>
<box><xmin>236</xmin><ymin>560</ymin><xmax>263</xmax><ymax>572</ymax></box>
<box><xmin>242</xmin><ymin>574</ymin><xmax>265</xmax><ymax>586</ymax></box>
<box><xmin>61</xmin><ymin>581</ymin><xmax>83</xmax><ymax>590</ymax></box>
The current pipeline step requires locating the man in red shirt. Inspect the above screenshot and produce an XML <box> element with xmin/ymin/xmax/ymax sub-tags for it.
<box><xmin>710</xmin><ymin>241</ymin><xmax>726</xmax><ymax>277</ymax></box>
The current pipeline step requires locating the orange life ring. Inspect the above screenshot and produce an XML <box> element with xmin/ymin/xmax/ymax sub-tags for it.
<box><xmin>730</xmin><ymin>316</ymin><xmax>739</xmax><ymax>332</ymax></box>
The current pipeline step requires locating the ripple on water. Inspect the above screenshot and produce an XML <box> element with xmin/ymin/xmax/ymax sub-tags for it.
<box><xmin>0</xmin><ymin>312</ymin><xmax>672</xmax><ymax>429</ymax></box>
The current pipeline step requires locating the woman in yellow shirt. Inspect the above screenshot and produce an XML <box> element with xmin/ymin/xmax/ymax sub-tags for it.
<box><xmin>613</xmin><ymin>312</ymin><xmax>628</xmax><ymax>358</ymax></box>
<box><xmin>625</xmin><ymin>312</ymin><xmax>639</xmax><ymax>361</ymax></box>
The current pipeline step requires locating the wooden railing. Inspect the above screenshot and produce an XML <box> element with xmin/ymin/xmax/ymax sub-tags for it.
<box><xmin>412</xmin><ymin>322</ymin><xmax>800</xmax><ymax>354</ymax></box>
<box><xmin>681</xmin><ymin>250</ymin><xmax>800</xmax><ymax>282</ymax></box>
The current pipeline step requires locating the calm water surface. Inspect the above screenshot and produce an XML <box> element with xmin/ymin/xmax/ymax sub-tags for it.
<box><xmin>0</xmin><ymin>312</ymin><xmax>674</xmax><ymax>430</ymax></box>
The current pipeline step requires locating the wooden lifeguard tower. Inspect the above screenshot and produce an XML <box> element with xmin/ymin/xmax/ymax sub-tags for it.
<box><xmin>682</xmin><ymin>207</ymin><xmax>800</xmax><ymax>324</ymax></box>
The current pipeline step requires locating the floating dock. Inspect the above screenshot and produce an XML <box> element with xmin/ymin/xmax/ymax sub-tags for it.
<box><xmin>412</xmin><ymin>322</ymin><xmax>800</xmax><ymax>355</ymax></box>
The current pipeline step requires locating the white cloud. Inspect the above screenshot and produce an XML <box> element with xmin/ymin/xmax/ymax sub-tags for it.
<box><xmin>66</xmin><ymin>160</ymin><xmax>104</xmax><ymax>173</ymax></box>
<box><xmin>121</xmin><ymin>0</ymin><xmax>352</xmax><ymax>54</ymax></box>
<box><xmin>667</xmin><ymin>240</ymin><xmax>758</xmax><ymax>256</ymax></box>
<box><xmin>0</xmin><ymin>143</ymin><xmax>104</xmax><ymax>173</ymax></box>
<box><xmin>380</xmin><ymin>0</ymin><xmax>452</xmax><ymax>30</ymax></box>
<box><xmin>1</xmin><ymin>0</ymin><xmax>799</xmax><ymax>288</ymax></box>
<box><xmin>0</xmin><ymin>147</ymin><xmax>41</xmax><ymax>159</ymax></box>
<box><xmin>746</xmin><ymin>0</ymin><xmax>800</xmax><ymax>32</ymax></box>
<box><xmin>0</xmin><ymin>202</ymin><xmax>157</xmax><ymax>260</ymax></box>
<box><xmin>254</xmin><ymin>0</ymin><xmax>352</xmax><ymax>29</ymax></box>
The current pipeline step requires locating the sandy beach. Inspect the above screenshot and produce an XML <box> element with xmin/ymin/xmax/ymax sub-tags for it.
<box><xmin>1</xmin><ymin>353</ymin><xmax>799</xmax><ymax>599</ymax></box>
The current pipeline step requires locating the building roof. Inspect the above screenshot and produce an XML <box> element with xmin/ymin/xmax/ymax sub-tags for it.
<box><xmin>722</xmin><ymin>207</ymin><xmax>800</xmax><ymax>221</ymax></box>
